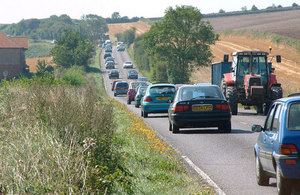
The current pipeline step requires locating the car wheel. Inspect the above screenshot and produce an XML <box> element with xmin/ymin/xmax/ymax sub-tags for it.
<box><xmin>172</xmin><ymin>123</ymin><xmax>179</xmax><ymax>134</ymax></box>
<box><xmin>141</xmin><ymin>110</ymin><xmax>144</xmax><ymax>117</ymax></box>
<box><xmin>276</xmin><ymin>165</ymin><xmax>292</xmax><ymax>195</ymax></box>
<box><xmin>127</xmin><ymin>99</ymin><xmax>131</xmax><ymax>105</ymax></box>
<box><xmin>143</xmin><ymin>111</ymin><xmax>148</xmax><ymax>118</ymax></box>
<box><xmin>114</xmin><ymin>93</ymin><xmax>117</xmax><ymax>97</ymax></box>
<box><xmin>169</xmin><ymin>122</ymin><xmax>172</xmax><ymax>131</ymax></box>
<box><xmin>218</xmin><ymin>121</ymin><xmax>231</xmax><ymax>133</ymax></box>
<box><xmin>255</xmin><ymin>155</ymin><xmax>269</xmax><ymax>186</ymax></box>
<box><xmin>135</xmin><ymin>104</ymin><xmax>139</xmax><ymax>108</ymax></box>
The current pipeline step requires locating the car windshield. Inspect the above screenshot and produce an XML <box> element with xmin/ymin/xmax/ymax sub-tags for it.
<box><xmin>138</xmin><ymin>77</ymin><xmax>148</xmax><ymax>82</ymax></box>
<box><xmin>288</xmin><ymin>102</ymin><xmax>300</xmax><ymax>130</ymax></box>
<box><xmin>149</xmin><ymin>86</ymin><xmax>175</xmax><ymax>95</ymax></box>
<box><xmin>125</xmin><ymin>61</ymin><xmax>132</xmax><ymax>64</ymax></box>
<box><xmin>129</xmin><ymin>70</ymin><xmax>137</xmax><ymax>73</ymax></box>
<box><xmin>116</xmin><ymin>83</ymin><xmax>128</xmax><ymax>88</ymax></box>
<box><xmin>138</xmin><ymin>87</ymin><xmax>147</xmax><ymax>94</ymax></box>
<box><xmin>180</xmin><ymin>86</ymin><xmax>223</xmax><ymax>101</ymax></box>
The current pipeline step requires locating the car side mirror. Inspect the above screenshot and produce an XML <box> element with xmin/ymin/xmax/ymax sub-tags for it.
<box><xmin>252</xmin><ymin>125</ymin><xmax>263</xmax><ymax>132</ymax></box>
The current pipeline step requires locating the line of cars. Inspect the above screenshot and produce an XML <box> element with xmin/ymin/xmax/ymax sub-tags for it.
<box><xmin>105</xmin><ymin>50</ymin><xmax>300</xmax><ymax>194</ymax></box>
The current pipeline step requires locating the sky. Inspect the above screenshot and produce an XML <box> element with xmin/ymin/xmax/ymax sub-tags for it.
<box><xmin>0</xmin><ymin>0</ymin><xmax>299</xmax><ymax>24</ymax></box>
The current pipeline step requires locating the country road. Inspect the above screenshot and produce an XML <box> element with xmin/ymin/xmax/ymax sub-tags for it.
<box><xmin>100</xmin><ymin>47</ymin><xmax>288</xmax><ymax>195</ymax></box>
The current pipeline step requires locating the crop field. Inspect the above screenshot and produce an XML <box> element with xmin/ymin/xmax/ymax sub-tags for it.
<box><xmin>205</xmin><ymin>9</ymin><xmax>300</xmax><ymax>39</ymax></box>
<box><xmin>26</xmin><ymin>56</ymin><xmax>53</xmax><ymax>73</ymax></box>
<box><xmin>108</xmin><ymin>21</ymin><xmax>151</xmax><ymax>41</ymax></box>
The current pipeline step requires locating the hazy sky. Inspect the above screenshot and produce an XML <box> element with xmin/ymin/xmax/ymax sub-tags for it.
<box><xmin>0</xmin><ymin>0</ymin><xmax>299</xmax><ymax>24</ymax></box>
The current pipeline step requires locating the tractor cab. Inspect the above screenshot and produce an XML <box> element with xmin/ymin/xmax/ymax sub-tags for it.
<box><xmin>232</xmin><ymin>51</ymin><xmax>269</xmax><ymax>98</ymax></box>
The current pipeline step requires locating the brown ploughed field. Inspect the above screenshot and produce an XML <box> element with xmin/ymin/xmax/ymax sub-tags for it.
<box><xmin>26</xmin><ymin>57</ymin><xmax>53</xmax><ymax>73</ymax></box>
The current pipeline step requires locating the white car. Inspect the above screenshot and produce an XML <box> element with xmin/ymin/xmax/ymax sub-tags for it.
<box><xmin>123</xmin><ymin>61</ymin><xmax>133</xmax><ymax>69</ymax></box>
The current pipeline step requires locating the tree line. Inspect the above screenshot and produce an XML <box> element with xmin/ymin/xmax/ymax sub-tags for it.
<box><xmin>0</xmin><ymin>13</ymin><xmax>139</xmax><ymax>41</ymax></box>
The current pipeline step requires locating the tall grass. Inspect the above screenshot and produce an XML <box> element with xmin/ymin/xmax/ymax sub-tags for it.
<box><xmin>0</xmin><ymin>74</ymin><xmax>130</xmax><ymax>193</ymax></box>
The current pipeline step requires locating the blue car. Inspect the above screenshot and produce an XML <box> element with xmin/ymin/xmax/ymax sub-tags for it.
<box><xmin>141</xmin><ymin>84</ymin><xmax>176</xmax><ymax>118</ymax></box>
<box><xmin>252</xmin><ymin>94</ymin><xmax>300</xmax><ymax>195</ymax></box>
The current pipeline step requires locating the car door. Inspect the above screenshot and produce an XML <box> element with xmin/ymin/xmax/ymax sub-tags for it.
<box><xmin>258</xmin><ymin>104</ymin><xmax>276</xmax><ymax>171</ymax></box>
<box><xmin>268</xmin><ymin>104</ymin><xmax>282</xmax><ymax>172</ymax></box>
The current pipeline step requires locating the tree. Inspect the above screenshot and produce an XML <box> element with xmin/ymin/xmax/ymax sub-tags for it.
<box><xmin>251</xmin><ymin>5</ymin><xmax>259</xmax><ymax>11</ymax></box>
<box><xmin>219</xmin><ymin>9</ymin><xmax>225</xmax><ymax>13</ymax></box>
<box><xmin>51</xmin><ymin>30</ymin><xmax>94</xmax><ymax>68</ymax></box>
<box><xmin>111</xmin><ymin>12</ymin><xmax>120</xmax><ymax>20</ymax></box>
<box><xmin>292</xmin><ymin>3</ymin><xmax>299</xmax><ymax>7</ymax></box>
<box><xmin>241</xmin><ymin>6</ymin><xmax>247</xmax><ymax>11</ymax></box>
<box><xmin>143</xmin><ymin>6</ymin><xmax>218</xmax><ymax>84</ymax></box>
<box><xmin>79</xmin><ymin>14</ymin><xmax>108</xmax><ymax>42</ymax></box>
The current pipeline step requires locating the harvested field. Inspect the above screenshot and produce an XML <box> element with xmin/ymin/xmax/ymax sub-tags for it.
<box><xmin>108</xmin><ymin>21</ymin><xmax>151</xmax><ymax>41</ymax></box>
<box><xmin>26</xmin><ymin>57</ymin><xmax>53</xmax><ymax>73</ymax></box>
<box><xmin>192</xmin><ymin>34</ymin><xmax>300</xmax><ymax>96</ymax></box>
<box><xmin>205</xmin><ymin>9</ymin><xmax>300</xmax><ymax>39</ymax></box>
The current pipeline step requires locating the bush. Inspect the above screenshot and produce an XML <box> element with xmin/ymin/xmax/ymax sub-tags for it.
<box><xmin>62</xmin><ymin>66</ymin><xmax>86</xmax><ymax>86</ymax></box>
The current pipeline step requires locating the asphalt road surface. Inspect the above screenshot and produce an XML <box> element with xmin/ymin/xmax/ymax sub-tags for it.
<box><xmin>100</xmin><ymin>47</ymin><xmax>285</xmax><ymax>195</ymax></box>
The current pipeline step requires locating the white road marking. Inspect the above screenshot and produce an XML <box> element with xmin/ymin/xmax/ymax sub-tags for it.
<box><xmin>182</xmin><ymin>156</ymin><xmax>226</xmax><ymax>195</ymax></box>
<box><xmin>240</xmin><ymin>122</ymin><xmax>248</xmax><ymax>125</ymax></box>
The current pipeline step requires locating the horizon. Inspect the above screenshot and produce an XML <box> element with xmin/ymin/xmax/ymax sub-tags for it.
<box><xmin>0</xmin><ymin>0</ymin><xmax>298</xmax><ymax>24</ymax></box>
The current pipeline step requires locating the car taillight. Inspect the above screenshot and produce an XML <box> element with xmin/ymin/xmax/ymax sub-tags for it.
<box><xmin>174</xmin><ymin>105</ymin><xmax>189</xmax><ymax>113</ymax></box>
<box><xmin>144</xmin><ymin>96</ymin><xmax>152</xmax><ymax>102</ymax></box>
<box><xmin>280</xmin><ymin>144</ymin><xmax>298</xmax><ymax>155</ymax></box>
<box><xmin>215</xmin><ymin>104</ymin><xmax>230</xmax><ymax>111</ymax></box>
<box><xmin>115</xmin><ymin>88</ymin><xmax>120</xmax><ymax>90</ymax></box>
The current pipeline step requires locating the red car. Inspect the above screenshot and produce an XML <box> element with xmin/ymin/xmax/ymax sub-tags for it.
<box><xmin>127</xmin><ymin>81</ymin><xmax>148</xmax><ymax>104</ymax></box>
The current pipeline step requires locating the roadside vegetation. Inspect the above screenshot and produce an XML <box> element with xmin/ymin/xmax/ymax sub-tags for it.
<box><xmin>0</xmin><ymin>28</ymin><xmax>211</xmax><ymax>194</ymax></box>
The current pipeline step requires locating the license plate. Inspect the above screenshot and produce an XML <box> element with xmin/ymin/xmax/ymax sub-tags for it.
<box><xmin>192</xmin><ymin>105</ymin><xmax>213</xmax><ymax>111</ymax></box>
<box><xmin>156</xmin><ymin>96</ymin><xmax>170</xmax><ymax>100</ymax></box>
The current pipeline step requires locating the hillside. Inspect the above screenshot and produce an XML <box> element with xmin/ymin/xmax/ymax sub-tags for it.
<box><xmin>107</xmin><ymin>21</ymin><xmax>151</xmax><ymax>41</ymax></box>
<box><xmin>205</xmin><ymin>9</ymin><xmax>300</xmax><ymax>39</ymax></box>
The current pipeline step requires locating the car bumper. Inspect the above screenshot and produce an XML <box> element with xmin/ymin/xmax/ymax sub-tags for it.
<box><xmin>128</xmin><ymin>76</ymin><xmax>138</xmax><ymax>79</ymax></box>
<box><xmin>170</xmin><ymin>112</ymin><xmax>231</xmax><ymax>128</ymax></box>
<box><xmin>274</xmin><ymin>154</ymin><xmax>300</xmax><ymax>179</ymax></box>
<box><xmin>142</xmin><ymin>103</ymin><xmax>171</xmax><ymax>113</ymax></box>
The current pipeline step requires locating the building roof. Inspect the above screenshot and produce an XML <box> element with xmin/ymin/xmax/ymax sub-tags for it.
<box><xmin>0</xmin><ymin>32</ymin><xmax>28</xmax><ymax>49</ymax></box>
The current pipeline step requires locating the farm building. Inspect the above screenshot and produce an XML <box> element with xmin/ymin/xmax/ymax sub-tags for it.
<box><xmin>0</xmin><ymin>32</ymin><xmax>28</xmax><ymax>79</ymax></box>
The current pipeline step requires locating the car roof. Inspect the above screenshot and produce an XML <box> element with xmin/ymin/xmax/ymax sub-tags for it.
<box><xmin>276</xmin><ymin>96</ymin><xmax>300</xmax><ymax>104</ymax></box>
<box><xmin>149</xmin><ymin>83</ymin><xmax>175</xmax><ymax>87</ymax></box>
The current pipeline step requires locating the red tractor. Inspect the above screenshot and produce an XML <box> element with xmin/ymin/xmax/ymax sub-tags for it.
<box><xmin>212</xmin><ymin>50</ymin><xmax>282</xmax><ymax>115</ymax></box>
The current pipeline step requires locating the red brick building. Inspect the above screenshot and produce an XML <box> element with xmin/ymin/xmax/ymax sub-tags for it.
<box><xmin>0</xmin><ymin>32</ymin><xmax>28</xmax><ymax>79</ymax></box>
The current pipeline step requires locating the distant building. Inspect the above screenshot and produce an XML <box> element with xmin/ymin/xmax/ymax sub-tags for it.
<box><xmin>0</xmin><ymin>32</ymin><xmax>28</xmax><ymax>79</ymax></box>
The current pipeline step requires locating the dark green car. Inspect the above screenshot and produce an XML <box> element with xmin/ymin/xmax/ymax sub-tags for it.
<box><xmin>135</xmin><ymin>86</ymin><xmax>147</xmax><ymax>108</ymax></box>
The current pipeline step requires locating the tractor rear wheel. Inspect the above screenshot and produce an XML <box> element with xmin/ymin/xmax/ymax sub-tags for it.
<box><xmin>226</xmin><ymin>86</ymin><xmax>238</xmax><ymax>115</ymax></box>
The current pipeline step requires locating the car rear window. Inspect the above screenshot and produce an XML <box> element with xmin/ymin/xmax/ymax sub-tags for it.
<box><xmin>116</xmin><ymin>83</ymin><xmax>128</xmax><ymax>88</ymax></box>
<box><xmin>288</xmin><ymin>103</ymin><xmax>300</xmax><ymax>130</ymax></box>
<box><xmin>149</xmin><ymin>86</ymin><xmax>175</xmax><ymax>95</ymax></box>
<box><xmin>180</xmin><ymin>86</ymin><xmax>223</xmax><ymax>100</ymax></box>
